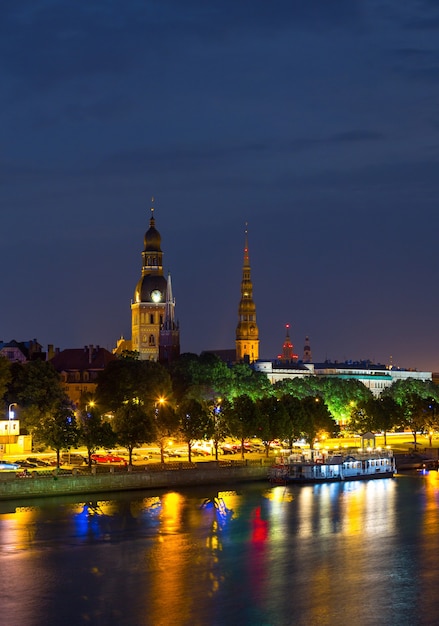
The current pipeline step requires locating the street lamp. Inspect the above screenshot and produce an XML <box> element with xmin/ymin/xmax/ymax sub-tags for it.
<box><xmin>6</xmin><ymin>403</ymin><xmax>18</xmax><ymax>454</ymax></box>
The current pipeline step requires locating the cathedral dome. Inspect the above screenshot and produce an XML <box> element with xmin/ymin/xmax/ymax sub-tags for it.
<box><xmin>134</xmin><ymin>274</ymin><xmax>167</xmax><ymax>304</ymax></box>
<box><xmin>144</xmin><ymin>218</ymin><xmax>162</xmax><ymax>252</ymax></box>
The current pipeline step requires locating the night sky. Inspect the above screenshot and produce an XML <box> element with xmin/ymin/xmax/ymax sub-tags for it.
<box><xmin>2</xmin><ymin>1</ymin><xmax>439</xmax><ymax>372</ymax></box>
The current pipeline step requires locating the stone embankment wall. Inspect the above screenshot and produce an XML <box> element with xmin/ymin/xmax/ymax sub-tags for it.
<box><xmin>0</xmin><ymin>461</ymin><xmax>270</xmax><ymax>501</ymax></box>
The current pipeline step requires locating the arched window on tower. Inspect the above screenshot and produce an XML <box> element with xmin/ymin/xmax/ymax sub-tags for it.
<box><xmin>150</xmin><ymin>314</ymin><xmax>154</xmax><ymax>324</ymax></box>
<box><xmin>149</xmin><ymin>335</ymin><xmax>155</xmax><ymax>346</ymax></box>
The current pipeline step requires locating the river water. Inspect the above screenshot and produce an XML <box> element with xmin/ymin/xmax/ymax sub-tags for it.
<box><xmin>1</xmin><ymin>472</ymin><xmax>439</xmax><ymax>626</ymax></box>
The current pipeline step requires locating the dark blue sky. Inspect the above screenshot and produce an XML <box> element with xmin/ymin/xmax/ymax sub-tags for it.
<box><xmin>2</xmin><ymin>1</ymin><xmax>439</xmax><ymax>371</ymax></box>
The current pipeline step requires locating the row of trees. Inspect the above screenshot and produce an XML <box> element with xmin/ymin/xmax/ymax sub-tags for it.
<box><xmin>1</xmin><ymin>352</ymin><xmax>439</xmax><ymax>465</ymax></box>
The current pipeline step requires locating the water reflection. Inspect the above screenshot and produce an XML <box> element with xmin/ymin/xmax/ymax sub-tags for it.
<box><xmin>1</xmin><ymin>477</ymin><xmax>439</xmax><ymax>625</ymax></box>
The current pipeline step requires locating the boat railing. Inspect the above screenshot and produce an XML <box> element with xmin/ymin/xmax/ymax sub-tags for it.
<box><xmin>275</xmin><ymin>448</ymin><xmax>394</xmax><ymax>466</ymax></box>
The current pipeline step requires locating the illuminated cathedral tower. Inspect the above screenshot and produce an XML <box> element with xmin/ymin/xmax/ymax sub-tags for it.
<box><xmin>235</xmin><ymin>225</ymin><xmax>259</xmax><ymax>363</ymax></box>
<box><xmin>131</xmin><ymin>201</ymin><xmax>179</xmax><ymax>361</ymax></box>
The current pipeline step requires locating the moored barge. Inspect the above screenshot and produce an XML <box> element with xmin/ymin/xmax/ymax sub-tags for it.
<box><xmin>269</xmin><ymin>449</ymin><xmax>395</xmax><ymax>484</ymax></box>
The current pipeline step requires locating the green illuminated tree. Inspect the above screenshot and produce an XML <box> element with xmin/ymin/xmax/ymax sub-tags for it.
<box><xmin>222</xmin><ymin>394</ymin><xmax>261</xmax><ymax>459</ymax></box>
<box><xmin>169</xmin><ymin>352</ymin><xmax>233</xmax><ymax>403</ymax></box>
<box><xmin>113</xmin><ymin>402</ymin><xmax>155</xmax><ymax>464</ymax></box>
<box><xmin>96</xmin><ymin>358</ymin><xmax>172</xmax><ymax>413</ymax></box>
<box><xmin>319</xmin><ymin>378</ymin><xmax>373</xmax><ymax>425</ymax></box>
<box><xmin>77</xmin><ymin>402</ymin><xmax>116</xmax><ymax>467</ymax></box>
<box><xmin>38</xmin><ymin>400</ymin><xmax>79</xmax><ymax>467</ymax></box>
<box><xmin>300</xmin><ymin>396</ymin><xmax>338</xmax><ymax>445</ymax></box>
<box><xmin>154</xmin><ymin>400</ymin><xmax>180</xmax><ymax>463</ymax></box>
<box><xmin>7</xmin><ymin>360</ymin><xmax>69</xmax><ymax>436</ymax></box>
<box><xmin>210</xmin><ymin>400</ymin><xmax>231</xmax><ymax>460</ymax></box>
<box><xmin>349</xmin><ymin>396</ymin><xmax>401</xmax><ymax>444</ymax></box>
<box><xmin>178</xmin><ymin>398</ymin><xmax>212</xmax><ymax>462</ymax></box>
<box><xmin>278</xmin><ymin>394</ymin><xmax>306</xmax><ymax>446</ymax></box>
<box><xmin>229</xmin><ymin>363</ymin><xmax>272</xmax><ymax>400</ymax></box>
<box><xmin>257</xmin><ymin>396</ymin><xmax>290</xmax><ymax>457</ymax></box>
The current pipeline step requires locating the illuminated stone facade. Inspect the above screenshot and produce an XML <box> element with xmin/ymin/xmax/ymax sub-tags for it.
<box><xmin>130</xmin><ymin>204</ymin><xmax>179</xmax><ymax>361</ymax></box>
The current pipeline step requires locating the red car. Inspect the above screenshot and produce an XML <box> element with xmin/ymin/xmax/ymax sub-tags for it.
<box><xmin>91</xmin><ymin>454</ymin><xmax>127</xmax><ymax>465</ymax></box>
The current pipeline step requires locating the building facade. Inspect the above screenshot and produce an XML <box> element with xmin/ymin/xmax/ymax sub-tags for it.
<box><xmin>50</xmin><ymin>345</ymin><xmax>116</xmax><ymax>406</ymax></box>
<box><xmin>254</xmin><ymin>359</ymin><xmax>432</xmax><ymax>396</ymax></box>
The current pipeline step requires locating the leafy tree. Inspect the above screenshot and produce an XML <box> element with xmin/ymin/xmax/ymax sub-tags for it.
<box><xmin>257</xmin><ymin>396</ymin><xmax>290</xmax><ymax>457</ymax></box>
<box><xmin>397</xmin><ymin>393</ymin><xmax>431</xmax><ymax>449</ymax></box>
<box><xmin>7</xmin><ymin>360</ymin><xmax>69</xmax><ymax>436</ymax></box>
<box><xmin>349</xmin><ymin>399</ymin><xmax>379</xmax><ymax>435</ymax></box>
<box><xmin>278</xmin><ymin>394</ymin><xmax>306</xmax><ymax>447</ymax></box>
<box><xmin>382</xmin><ymin>379</ymin><xmax>439</xmax><ymax>448</ymax></box>
<box><xmin>178</xmin><ymin>398</ymin><xmax>213</xmax><ymax>462</ymax></box>
<box><xmin>273</xmin><ymin>376</ymin><xmax>321</xmax><ymax>400</ymax></box>
<box><xmin>210</xmin><ymin>400</ymin><xmax>231</xmax><ymax>460</ymax></box>
<box><xmin>0</xmin><ymin>356</ymin><xmax>11</xmax><ymax>407</ymax></box>
<box><xmin>77</xmin><ymin>402</ymin><xmax>116</xmax><ymax>466</ymax></box>
<box><xmin>228</xmin><ymin>363</ymin><xmax>272</xmax><ymax>401</ymax></box>
<box><xmin>318</xmin><ymin>377</ymin><xmax>373</xmax><ymax>425</ymax></box>
<box><xmin>113</xmin><ymin>402</ymin><xmax>155</xmax><ymax>464</ymax></box>
<box><xmin>38</xmin><ymin>400</ymin><xmax>79</xmax><ymax>467</ymax></box>
<box><xmin>154</xmin><ymin>399</ymin><xmax>180</xmax><ymax>463</ymax></box>
<box><xmin>96</xmin><ymin>359</ymin><xmax>172</xmax><ymax>413</ymax></box>
<box><xmin>382</xmin><ymin>378</ymin><xmax>439</xmax><ymax>404</ymax></box>
<box><xmin>424</xmin><ymin>398</ymin><xmax>439</xmax><ymax>446</ymax></box>
<box><xmin>222</xmin><ymin>394</ymin><xmax>261</xmax><ymax>459</ymax></box>
<box><xmin>300</xmin><ymin>396</ymin><xmax>338</xmax><ymax>445</ymax></box>
<box><xmin>169</xmin><ymin>352</ymin><xmax>233</xmax><ymax>403</ymax></box>
<box><xmin>350</xmin><ymin>396</ymin><xmax>401</xmax><ymax>445</ymax></box>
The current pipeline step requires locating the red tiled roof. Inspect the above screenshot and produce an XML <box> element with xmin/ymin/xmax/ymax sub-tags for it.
<box><xmin>50</xmin><ymin>346</ymin><xmax>116</xmax><ymax>371</ymax></box>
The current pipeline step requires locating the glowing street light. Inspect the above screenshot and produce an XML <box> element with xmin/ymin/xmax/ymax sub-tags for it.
<box><xmin>8</xmin><ymin>402</ymin><xmax>18</xmax><ymax>420</ymax></box>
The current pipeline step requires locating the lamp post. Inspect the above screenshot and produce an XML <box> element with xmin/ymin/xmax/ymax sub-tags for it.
<box><xmin>7</xmin><ymin>403</ymin><xmax>18</xmax><ymax>454</ymax></box>
<box><xmin>155</xmin><ymin>397</ymin><xmax>167</xmax><ymax>463</ymax></box>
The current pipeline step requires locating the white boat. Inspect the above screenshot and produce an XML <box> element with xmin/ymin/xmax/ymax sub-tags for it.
<box><xmin>269</xmin><ymin>450</ymin><xmax>395</xmax><ymax>484</ymax></box>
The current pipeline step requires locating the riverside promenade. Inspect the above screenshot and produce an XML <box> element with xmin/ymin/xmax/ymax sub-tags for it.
<box><xmin>0</xmin><ymin>459</ymin><xmax>271</xmax><ymax>501</ymax></box>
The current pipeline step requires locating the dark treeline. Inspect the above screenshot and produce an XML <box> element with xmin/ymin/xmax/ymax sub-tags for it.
<box><xmin>2</xmin><ymin>352</ymin><xmax>438</xmax><ymax>466</ymax></box>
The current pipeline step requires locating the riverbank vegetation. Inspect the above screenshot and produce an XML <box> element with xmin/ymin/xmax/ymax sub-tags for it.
<box><xmin>2</xmin><ymin>352</ymin><xmax>439</xmax><ymax>466</ymax></box>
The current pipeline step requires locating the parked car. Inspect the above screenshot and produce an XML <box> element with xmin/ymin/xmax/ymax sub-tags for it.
<box><xmin>91</xmin><ymin>453</ymin><xmax>127</xmax><ymax>465</ymax></box>
<box><xmin>220</xmin><ymin>444</ymin><xmax>236</xmax><ymax>455</ymax></box>
<box><xmin>0</xmin><ymin>461</ymin><xmax>20</xmax><ymax>470</ymax></box>
<box><xmin>60</xmin><ymin>453</ymin><xmax>87</xmax><ymax>466</ymax></box>
<box><xmin>26</xmin><ymin>457</ymin><xmax>51</xmax><ymax>467</ymax></box>
<box><xmin>14</xmin><ymin>460</ymin><xmax>38</xmax><ymax>468</ymax></box>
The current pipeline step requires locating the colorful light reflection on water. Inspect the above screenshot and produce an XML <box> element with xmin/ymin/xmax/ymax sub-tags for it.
<box><xmin>1</xmin><ymin>475</ymin><xmax>439</xmax><ymax>625</ymax></box>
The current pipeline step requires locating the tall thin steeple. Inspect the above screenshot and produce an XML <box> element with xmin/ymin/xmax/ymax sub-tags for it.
<box><xmin>159</xmin><ymin>272</ymin><xmax>180</xmax><ymax>364</ymax></box>
<box><xmin>235</xmin><ymin>224</ymin><xmax>259</xmax><ymax>363</ymax></box>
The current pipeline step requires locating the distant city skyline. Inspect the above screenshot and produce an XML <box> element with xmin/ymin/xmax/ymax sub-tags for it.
<box><xmin>2</xmin><ymin>2</ymin><xmax>439</xmax><ymax>372</ymax></box>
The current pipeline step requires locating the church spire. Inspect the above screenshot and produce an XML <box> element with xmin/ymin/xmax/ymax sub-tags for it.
<box><xmin>278</xmin><ymin>324</ymin><xmax>298</xmax><ymax>362</ymax></box>
<box><xmin>159</xmin><ymin>272</ymin><xmax>180</xmax><ymax>364</ymax></box>
<box><xmin>235</xmin><ymin>224</ymin><xmax>259</xmax><ymax>363</ymax></box>
<box><xmin>163</xmin><ymin>272</ymin><xmax>175</xmax><ymax>329</ymax></box>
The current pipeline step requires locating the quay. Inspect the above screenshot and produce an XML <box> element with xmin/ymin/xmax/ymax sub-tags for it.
<box><xmin>0</xmin><ymin>459</ymin><xmax>271</xmax><ymax>501</ymax></box>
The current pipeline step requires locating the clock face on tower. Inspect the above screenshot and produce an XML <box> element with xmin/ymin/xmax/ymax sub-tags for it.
<box><xmin>151</xmin><ymin>289</ymin><xmax>162</xmax><ymax>303</ymax></box>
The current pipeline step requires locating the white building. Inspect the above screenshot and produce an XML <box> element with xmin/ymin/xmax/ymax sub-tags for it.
<box><xmin>254</xmin><ymin>360</ymin><xmax>432</xmax><ymax>396</ymax></box>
